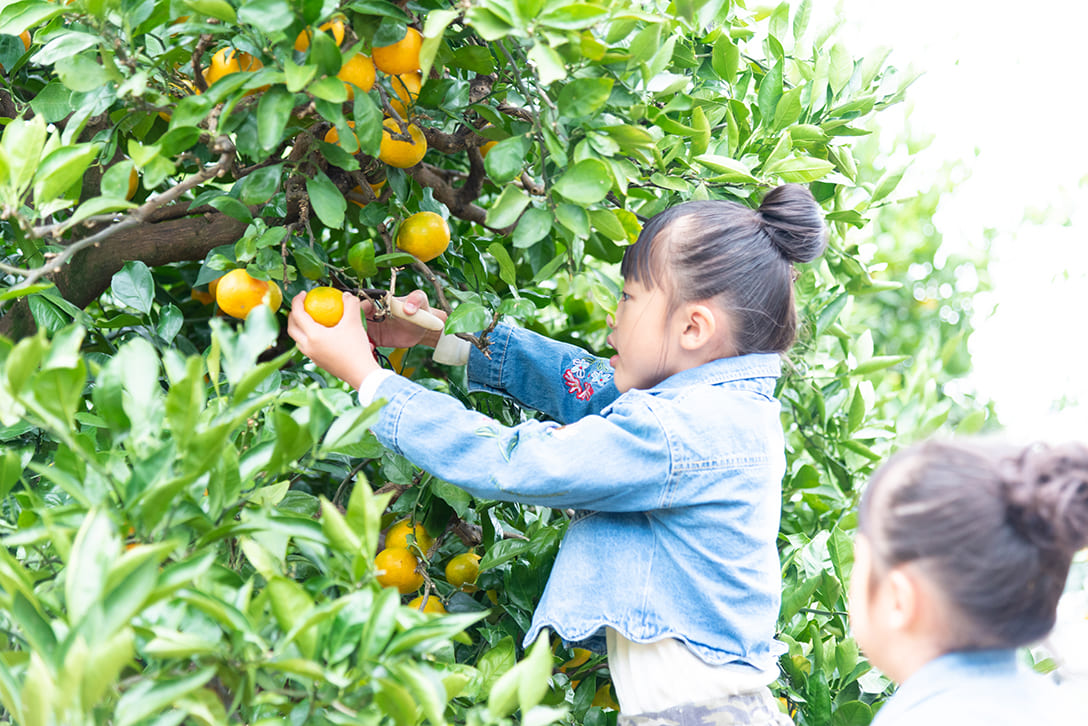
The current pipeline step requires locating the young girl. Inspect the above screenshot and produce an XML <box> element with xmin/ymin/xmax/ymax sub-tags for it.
<box><xmin>850</xmin><ymin>439</ymin><xmax>1084</xmax><ymax>725</ymax></box>
<box><xmin>288</xmin><ymin>184</ymin><xmax>826</xmax><ymax>724</ymax></box>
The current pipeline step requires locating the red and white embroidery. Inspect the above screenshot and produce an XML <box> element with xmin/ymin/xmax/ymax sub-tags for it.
<box><xmin>562</xmin><ymin>357</ymin><xmax>613</xmax><ymax>400</ymax></box>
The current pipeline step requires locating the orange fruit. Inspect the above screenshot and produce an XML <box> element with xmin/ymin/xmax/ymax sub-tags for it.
<box><xmin>374</xmin><ymin>547</ymin><xmax>423</xmax><ymax>594</ymax></box>
<box><xmin>389</xmin><ymin>72</ymin><xmax>422</xmax><ymax>117</ymax></box>
<box><xmin>204</xmin><ymin>48</ymin><xmax>263</xmax><ymax>86</ymax></box>
<box><xmin>19</xmin><ymin>30</ymin><xmax>30</xmax><ymax>51</ymax></box>
<box><xmin>372</xmin><ymin>27</ymin><xmax>423</xmax><ymax>75</ymax></box>
<box><xmin>294</xmin><ymin>17</ymin><xmax>345</xmax><ymax>52</ymax></box>
<box><xmin>191</xmin><ymin>289</ymin><xmax>215</xmax><ymax>305</ymax></box>
<box><xmin>214</xmin><ymin>269</ymin><xmax>283</xmax><ymax>319</ymax></box>
<box><xmin>324</xmin><ymin>121</ymin><xmax>356</xmax><ymax>146</ymax></box>
<box><xmin>444</xmin><ymin>552</ymin><xmax>481</xmax><ymax>588</ymax></box>
<box><xmin>479</xmin><ymin>140</ymin><xmax>498</xmax><ymax>158</ymax></box>
<box><xmin>379</xmin><ymin>118</ymin><xmax>427</xmax><ymax>168</ymax></box>
<box><xmin>303</xmin><ymin>286</ymin><xmax>344</xmax><ymax>327</ymax></box>
<box><xmin>385</xmin><ymin>519</ymin><xmax>434</xmax><ymax>553</ymax></box>
<box><xmin>126</xmin><ymin>167</ymin><xmax>138</xmax><ymax>200</ymax></box>
<box><xmin>396</xmin><ymin>211</ymin><xmax>450</xmax><ymax>262</ymax></box>
<box><xmin>407</xmin><ymin>595</ymin><xmax>446</xmax><ymax>614</ymax></box>
<box><xmin>208</xmin><ymin>276</ymin><xmax>221</xmax><ymax>300</ymax></box>
<box><xmin>347</xmin><ymin>179</ymin><xmax>385</xmax><ymax>209</ymax></box>
<box><xmin>337</xmin><ymin>52</ymin><xmax>375</xmax><ymax>100</ymax></box>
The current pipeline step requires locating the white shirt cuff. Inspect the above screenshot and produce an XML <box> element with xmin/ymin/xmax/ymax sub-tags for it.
<box><xmin>357</xmin><ymin>368</ymin><xmax>395</xmax><ymax>406</ymax></box>
<box><xmin>433</xmin><ymin>333</ymin><xmax>471</xmax><ymax>366</ymax></box>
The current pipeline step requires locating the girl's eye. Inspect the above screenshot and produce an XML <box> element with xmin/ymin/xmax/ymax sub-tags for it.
<box><xmin>619</xmin><ymin>291</ymin><xmax>630</xmax><ymax>302</ymax></box>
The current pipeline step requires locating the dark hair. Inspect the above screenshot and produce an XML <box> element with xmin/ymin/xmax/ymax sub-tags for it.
<box><xmin>859</xmin><ymin>438</ymin><xmax>1088</xmax><ymax>649</ymax></box>
<box><xmin>619</xmin><ymin>184</ymin><xmax>827</xmax><ymax>354</ymax></box>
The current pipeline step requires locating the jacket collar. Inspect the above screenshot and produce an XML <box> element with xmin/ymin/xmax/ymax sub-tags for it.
<box><xmin>647</xmin><ymin>353</ymin><xmax>782</xmax><ymax>391</ymax></box>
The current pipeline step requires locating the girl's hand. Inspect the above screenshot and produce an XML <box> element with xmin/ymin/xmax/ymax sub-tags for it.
<box><xmin>287</xmin><ymin>291</ymin><xmax>378</xmax><ymax>389</ymax></box>
<box><xmin>362</xmin><ymin>289</ymin><xmax>447</xmax><ymax>348</ymax></box>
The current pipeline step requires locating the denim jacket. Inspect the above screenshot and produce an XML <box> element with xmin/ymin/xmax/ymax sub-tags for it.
<box><xmin>370</xmin><ymin>322</ymin><xmax>787</xmax><ymax>672</ymax></box>
<box><xmin>871</xmin><ymin>650</ymin><xmax>1077</xmax><ymax>725</ymax></box>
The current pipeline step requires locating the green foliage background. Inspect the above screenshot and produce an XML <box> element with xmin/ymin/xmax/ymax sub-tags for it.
<box><xmin>0</xmin><ymin>0</ymin><xmax>992</xmax><ymax>724</ymax></box>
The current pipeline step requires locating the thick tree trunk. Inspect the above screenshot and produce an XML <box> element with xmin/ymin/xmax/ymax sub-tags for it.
<box><xmin>0</xmin><ymin>212</ymin><xmax>248</xmax><ymax>340</ymax></box>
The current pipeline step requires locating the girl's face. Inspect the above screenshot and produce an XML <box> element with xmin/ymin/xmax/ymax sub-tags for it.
<box><xmin>849</xmin><ymin>533</ymin><xmax>898</xmax><ymax>677</ymax></box>
<box><xmin>606</xmin><ymin>279</ymin><xmax>682</xmax><ymax>392</ymax></box>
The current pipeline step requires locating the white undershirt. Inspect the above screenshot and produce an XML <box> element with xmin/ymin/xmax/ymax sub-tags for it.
<box><xmin>606</xmin><ymin>628</ymin><xmax>777</xmax><ymax>715</ymax></box>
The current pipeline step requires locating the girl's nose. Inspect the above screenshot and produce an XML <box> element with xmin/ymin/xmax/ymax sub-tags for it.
<box><xmin>606</xmin><ymin>313</ymin><xmax>616</xmax><ymax>329</ymax></box>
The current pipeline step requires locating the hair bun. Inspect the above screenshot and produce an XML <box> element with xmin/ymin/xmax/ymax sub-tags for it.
<box><xmin>1002</xmin><ymin>442</ymin><xmax>1088</xmax><ymax>555</ymax></box>
<box><xmin>756</xmin><ymin>184</ymin><xmax>828</xmax><ymax>264</ymax></box>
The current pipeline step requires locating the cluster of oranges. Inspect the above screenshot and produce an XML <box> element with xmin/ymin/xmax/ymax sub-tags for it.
<box><xmin>373</xmin><ymin>518</ymin><xmax>483</xmax><ymax>615</ymax></box>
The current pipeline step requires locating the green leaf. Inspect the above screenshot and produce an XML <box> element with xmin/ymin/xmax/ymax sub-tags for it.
<box><xmin>851</xmin><ymin>355</ymin><xmax>908</xmax><ymax>376</ymax></box>
<box><xmin>306</xmin><ymin>171</ymin><xmax>346</xmax><ymax>229</ymax></box>
<box><xmin>65</xmin><ymin>509</ymin><xmax>117</xmax><ymax>623</ymax></box>
<box><xmin>420</xmin><ymin>9</ymin><xmax>458</xmax><ymax>79</ymax></box>
<box><xmin>485</xmin><ymin>184</ymin><xmax>529</xmax><ymax>229</ymax></box>
<box><xmin>693</xmin><ymin>154</ymin><xmax>759</xmax><ymax>183</ymax></box>
<box><xmin>283</xmin><ymin>58</ymin><xmax>317</xmax><ymax>92</ymax></box>
<box><xmin>114</xmin><ymin>666</ymin><xmax>217</xmax><ymax>726</ymax></box>
<box><xmin>0</xmin><ymin>115</ymin><xmax>46</xmax><ymax>198</ymax></box>
<box><xmin>237</xmin><ymin>0</ymin><xmax>292</xmax><ymax>33</ymax></box>
<box><xmin>257</xmin><ymin>86</ymin><xmax>294</xmax><ymax>151</ymax></box>
<box><xmin>110</xmin><ymin>261</ymin><xmax>154</xmax><ymax>315</ymax></box>
<box><xmin>444</xmin><ymin>303</ymin><xmax>492</xmax><ymax>335</ymax></box>
<box><xmin>828</xmin><ymin>42</ymin><xmax>853</xmax><ymax>95</ymax></box>
<box><xmin>765</xmin><ymin>155</ymin><xmax>835</xmax><ymax>183</ymax></box>
<box><xmin>28</xmin><ymin>82</ymin><xmax>73</xmax><ymax>123</ymax></box>
<box><xmin>182</xmin><ymin>0</ymin><xmax>236</xmax><ymax>23</ymax></box>
<box><xmin>527</xmin><ymin>42</ymin><xmax>566</xmax><ymax>85</ymax></box>
<box><xmin>552</xmin><ymin>158</ymin><xmax>611</xmax><ymax>204</ymax></box>
<box><xmin>711</xmin><ymin>35</ymin><xmax>739</xmax><ymax>83</ymax></box>
<box><xmin>512</xmin><ymin>207</ymin><xmax>552</xmax><ymax>249</ymax></box>
<box><xmin>555</xmin><ymin>203</ymin><xmax>589</xmax><ymax>238</ymax></box>
<box><xmin>55</xmin><ymin>53</ymin><xmax>112</xmax><ymax>92</ymax></box>
<box><xmin>557</xmin><ymin>77</ymin><xmax>613</xmax><ymax>117</ymax></box>
<box><xmin>757</xmin><ymin>62</ymin><xmax>783</xmax><ymax>122</ymax></box>
<box><xmin>487</xmin><ymin>242</ymin><xmax>516</xmax><ymax>287</ymax></box>
<box><xmin>235</xmin><ymin>165</ymin><xmax>281</xmax><ymax>205</ymax></box>
<box><xmin>483</xmin><ymin>135</ymin><xmax>531</xmax><ymax>185</ymax></box>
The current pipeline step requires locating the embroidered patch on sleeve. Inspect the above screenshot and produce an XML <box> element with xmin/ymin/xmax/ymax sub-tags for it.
<box><xmin>562</xmin><ymin>356</ymin><xmax>613</xmax><ymax>401</ymax></box>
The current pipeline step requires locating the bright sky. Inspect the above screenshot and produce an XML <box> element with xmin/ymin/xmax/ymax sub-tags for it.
<box><xmin>812</xmin><ymin>0</ymin><xmax>1088</xmax><ymax>442</ymax></box>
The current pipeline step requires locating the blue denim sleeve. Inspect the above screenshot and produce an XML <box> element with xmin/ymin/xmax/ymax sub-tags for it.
<box><xmin>466</xmin><ymin>322</ymin><xmax>619</xmax><ymax>424</ymax></box>
<box><xmin>370</xmin><ymin>375</ymin><xmax>671</xmax><ymax>511</ymax></box>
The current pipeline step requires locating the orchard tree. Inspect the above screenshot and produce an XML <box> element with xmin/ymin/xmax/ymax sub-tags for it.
<box><xmin>0</xmin><ymin>0</ymin><xmax>985</xmax><ymax>724</ymax></box>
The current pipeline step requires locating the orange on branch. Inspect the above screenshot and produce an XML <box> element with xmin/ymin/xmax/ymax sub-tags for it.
<box><xmin>379</xmin><ymin>118</ymin><xmax>427</xmax><ymax>168</ymax></box>
<box><xmin>396</xmin><ymin>211</ymin><xmax>450</xmax><ymax>263</ymax></box>
<box><xmin>303</xmin><ymin>286</ymin><xmax>344</xmax><ymax>327</ymax></box>
<box><xmin>324</xmin><ymin>121</ymin><xmax>356</xmax><ymax>145</ymax></box>
<box><xmin>407</xmin><ymin>595</ymin><xmax>446</xmax><ymax>614</ymax></box>
<box><xmin>337</xmin><ymin>52</ymin><xmax>375</xmax><ymax>100</ymax></box>
<box><xmin>374</xmin><ymin>547</ymin><xmax>423</xmax><ymax>594</ymax></box>
<box><xmin>294</xmin><ymin>17</ymin><xmax>345</xmax><ymax>52</ymax></box>
<box><xmin>385</xmin><ymin>519</ymin><xmax>434</xmax><ymax>552</ymax></box>
<box><xmin>444</xmin><ymin>552</ymin><xmax>480</xmax><ymax>588</ymax></box>
<box><xmin>479</xmin><ymin>140</ymin><xmax>498</xmax><ymax>158</ymax></box>
<box><xmin>372</xmin><ymin>27</ymin><xmax>422</xmax><ymax>75</ymax></box>
<box><xmin>214</xmin><ymin>269</ymin><xmax>282</xmax><ymax>319</ymax></box>
<box><xmin>389</xmin><ymin>72</ymin><xmax>422</xmax><ymax>117</ymax></box>
<box><xmin>204</xmin><ymin>47</ymin><xmax>263</xmax><ymax>86</ymax></box>
<box><xmin>20</xmin><ymin>30</ymin><xmax>30</xmax><ymax>50</ymax></box>
<box><xmin>347</xmin><ymin>179</ymin><xmax>385</xmax><ymax>209</ymax></box>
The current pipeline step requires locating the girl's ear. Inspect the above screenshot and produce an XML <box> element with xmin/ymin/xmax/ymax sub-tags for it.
<box><xmin>885</xmin><ymin>566</ymin><xmax>925</xmax><ymax>631</ymax></box>
<box><xmin>678</xmin><ymin>303</ymin><xmax>727</xmax><ymax>353</ymax></box>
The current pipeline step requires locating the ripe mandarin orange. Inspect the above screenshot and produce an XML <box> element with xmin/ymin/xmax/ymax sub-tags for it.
<box><xmin>385</xmin><ymin>519</ymin><xmax>434</xmax><ymax>552</ymax></box>
<box><xmin>294</xmin><ymin>17</ymin><xmax>345</xmax><ymax>52</ymax></box>
<box><xmin>374</xmin><ymin>547</ymin><xmax>423</xmax><ymax>594</ymax></box>
<box><xmin>389</xmin><ymin>72</ymin><xmax>422</xmax><ymax>117</ymax></box>
<box><xmin>337</xmin><ymin>52</ymin><xmax>375</xmax><ymax>100</ymax></box>
<box><xmin>303</xmin><ymin>286</ymin><xmax>344</xmax><ymax>327</ymax></box>
<box><xmin>204</xmin><ymin>48</ymin><xmax>263</xmax><ymax>86</ymax></box>
<box><xmin>379</xmin><ymin>118</ymin><xmax>427</xmax><ymax>168</ymax></box>
<box><xmin>372</xmin><ymin>27</ymin><xmax>422</xmax><ymax>75</ymax></box>
<box><xmin>214</xmin><ymin>269</ymin><xmax>283</xmax><ymax>319</ymax></box>
<box><xmin>407</xmin><ymin>595</ymin><xmax>446</xmax><ymax>614</ymax></box>
<box><xmin>396</xmin><ymin>211</ymin><xmax>450</xmax><ymax>262</ymax></box>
